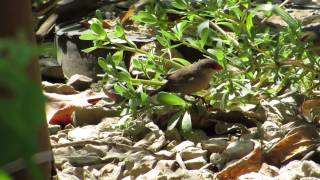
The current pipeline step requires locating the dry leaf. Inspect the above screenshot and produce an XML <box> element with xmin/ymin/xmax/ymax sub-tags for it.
<box><xmin>120</xmin><ymin>5</ymin><xmax>135</xmax><ymax>24</ymax></box>
<box><xmin>265</xmin><ymin>125</ymin><xmax>319</xmax><ymax>166</ymax></box>
<box><xmin>80</xmin><ymin>19</ymin><xmax>91</xmax><ymax>28</ymax></box>
<box><xmin>301</xmin><ymin>99</ymin><xmax>320</xmax><ymax>122</ymax></box>
<box><xmin>45</xmin><ymin>90</ymin><xmax>106</xmax><ymax>125</ymax></box>
<box><xmin>216</xmin><ymin>144</ymin><xmax>262</xmax><ymax>180</ymax></box>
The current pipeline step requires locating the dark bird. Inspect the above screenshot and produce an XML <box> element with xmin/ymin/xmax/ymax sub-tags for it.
<box><xmin>149</xmin><ymin>58</ymin><xmax>223</xmax><ymax>96</ymax></box>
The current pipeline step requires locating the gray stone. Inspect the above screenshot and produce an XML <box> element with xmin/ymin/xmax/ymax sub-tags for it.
<box><xmin>68</xmin><ymin>125</ymin><xmax>99</xmax><ymax>141</ymax></box>
<box><xmin>171</xmin><ymin>140</ymin><xmax>195</xmax><ymax>153</ymax></box>
<box><xmin>201</xmin><ymin>138</ymin><xmax>228</xmax><ymax>153</ymax></box>
<box><xmin>184</xmin><ymin>156</ymin><xmax>208</xmax><ymax>170</ymax></box>
<box><xmin>180</xmin><ymin>147</ymin><xmax>207</xmax><ymax>161</ymax></box>
<box><xmin>67</xmin><ymin>74</ymin><xmax>93</xmax><ymax>91</ymax></box>
<box><xmin>48</xmin><ymin>124</ymin><xmax>61</xmax><ymax>135</ymax></box>
<box><xmin>39</xmin><ymin>58</ymin><xmax>64</xmax><ymax>80</ymax></box>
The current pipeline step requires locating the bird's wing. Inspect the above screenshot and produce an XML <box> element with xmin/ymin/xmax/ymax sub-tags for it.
<box><xmin>167</xmin><ymin>66</ymin><xmax>196</xmax><ymax>82</ymax></box>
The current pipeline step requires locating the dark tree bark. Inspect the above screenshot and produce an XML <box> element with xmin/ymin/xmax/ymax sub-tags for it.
<box><xmin>0</xmin><ymin>0</ymin><xmax>52</xmax><ymax>179</ymax></box>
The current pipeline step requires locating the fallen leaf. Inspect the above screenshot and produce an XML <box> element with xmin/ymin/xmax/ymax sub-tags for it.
<box><xmin>301</xmin><ymin>99</ymin><xmax>320</xmax><ymax>123</ymax></box>
<box><xmin>216</xmin><ymin>143</ymin><xmax>262</xmax><ymax>180</ymax></box>
<box><xmin>265</xmin><ymin>125</ymin><xmax>319</xmax><ymax>166</ymax></box>
<box><xmin>45</xmin><ymin>90</ymin><xmax>106</xmax><ymax>125</ymax></box>
<box><xmin>120</xmin><ymin>5</ymin><xmax>135</xmax><ymax>24</ymax></box>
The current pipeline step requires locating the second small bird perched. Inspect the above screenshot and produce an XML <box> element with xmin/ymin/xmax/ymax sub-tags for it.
<box><xmin>149</xmin><ymin>58</ymin><xmax>223</xmax><ymax>96</ymax></box>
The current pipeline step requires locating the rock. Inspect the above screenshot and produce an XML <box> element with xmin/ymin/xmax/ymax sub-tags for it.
<box><xmin>133</xmin><ymin>131</ymin><xmax>166</xmax><ymax>152</ymax></box>
<box><xmin>165</xmin><ymin>140</ymin><xmax>179</xmax><ymax>150</ymax></box>
<box><xmin>54</xmin><ymin>147</ymin><xmax>76</xmax><ymax>169</ymax></box>
<box><xmin>103</xmin><ymin>136</ymin><xmax>133</xmax><ymax>146</ymax></box>
<box><xmin>100</xmin><ymin>163</ymin><xmax>117</xmax><ymax>174</ymax></box>
<box><xmin>58</xmin><ymin>137</ymin><xmax>71</xmax><ymax>144</ymax></box>
<box><xmin>154</xmin><ymin>150</ymin><xmax>174</xmax><ymax>159</ymax></box>
<box><xmin>155</xmin><ymin>160</ymin><xmax>178</xmax><ymax>172</ymax></box>
<box><xmin>54</xmin><ymin>147</ymin><xmax>76</xmax><ymax>156</ymax></box>
<box><xmin>259</xmin><ymin>163</ymin><xmax>279</xmax><ymax>177</ymax></box>
<box><xmin>83</xmin><ymin>144</ymin><xmax>109</xmax><ymax>157</ymax></box>
<box><xmin>171</xmin><ymin>140</ymin><xmax>195</xmax><ymax>153</ymax></box>
<box><xmin>261</xmin><ymin>121</ymin><xmax>283</xmax><ymax>141</ymax></box>
<box><xmin>238</xmin><ymin>172</ymin><xmax>274</xmax><ymax>180</ymax></box>
<box><xmin>57</xmin><ymin>170</ymin><xmax>80</xmax><ymax>180</ymax></box>
<box><xmin>223</xmin><ymin>139</ymin><xmax>254</xmax><ymax>161</ymax></box>
<box><xmin>48</xmin><ymin>124</ymin><xmax>61</xmax><ymax>135</ymax></box>
<box><xmin>99</xmin><ymin>131</ymin><xmax>123</xmax><ymax>138</ymax></box>
<box><xmin>68</xmin><ymin>125</ymin><xmax>99</xmax><ymax>141</ymax></box>
<box><xmin>201</xmin><ymin>138</ymin><xmax>228</xmax><ymax>153</ymax></box>
<box><xmin>82</xmin><ymin>167</ymin><xmax>97</xmax><ymax>179</ymax></box>
<box><xmin>180</xmin><ymin>147</ymin><xmax>207</xmax><ymax>161</ymax></box>
<box><xmin>184</xmin><ymin>156</ymin><xmax>208</xmax><ymax>170</ymax></box>
<box><xmin>165</xmin><ymin>128</ymin><xmax>182</xmax><ymax>142</ymax></box>
<box><xmin>99</xmin><ymin>163</ymin><xmax>122</xmax><ymax>179</ymax></box>
<box><xmin>42</xmin><ymin>81</ymin><xmax>78</xmax><ymax>94</ymax></box>
<box><xmin>66</xmin><ymin>74</ymin><xmax>93</xmax><ymax>91</ymax></box>
<box><xmin>72</xmin><ymin>107</ymin><xmax>119</xmax><ymax>127</ymax></box>
<box><xmin>57</xmin><ymin>132</ymin><xmax>68</xmax><ymax>138</ymax></box>
<box><xmin>184</xmin><ymin>129</ymin><xmax>208</xmax><ymax>142</ymax></box>
<box><xmin>67</xmin><ymin>152</ymin><xmax>102</xmax><ymax>166</ymax></box>
<box><xmin>62</xmin><ymin>166</ymin><xmax>84</xmax><ymax>179</ymax></box>
<box><xmin>64</xmin><ymin>124</ymin><xmax>74</xmax><ymax>129</ymax></box>
<box><xmin>123</xmin><ymin>152</ymin><xmax>157</xmax><ymax>178</ymax></box>
<box><xmin>276</xmin><ymin>160</ymin><xmax>320</xmax><ymax>180</ymax></box>
<box><xmin>136</xmin><ymin>169</ymin><xmax>161</xmax><ymax>180</ymax></box>
<box><xmin>96</xmin><ymin>117</ymin><xmax>120</xmax><ymax>131</ymax></box>
<box><xmin>39</xmin><ymin>58</ymin><xmax>64</xmax><ymax>80</ymax></box>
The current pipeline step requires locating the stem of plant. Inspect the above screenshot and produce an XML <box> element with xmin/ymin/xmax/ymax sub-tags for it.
<box><xmin>113</xmin><ymin>42</ymin><xmax>184</xmax><ymax>68</ymax></box>
<box><xmin>131</xmin><ymin>78</ymin><xmax>164</xmax><ymax>86</ymax></box>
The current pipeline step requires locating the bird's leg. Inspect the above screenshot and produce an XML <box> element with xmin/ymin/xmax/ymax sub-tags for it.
<box><xmin>183</xmin><ymin>94</ymin><xmax>210</xmax><ymax>108</ymax></box>
<box><xmin>193</xmin><ymin>95</ymin><xmax>210</xmax><ymax>107</ymax></box>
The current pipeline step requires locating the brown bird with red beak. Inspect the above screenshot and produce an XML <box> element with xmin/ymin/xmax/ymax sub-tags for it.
<box><xmin>149</xmin><ymin>58</ymin><xmax>223</xmax><ymax>96</ymax></box>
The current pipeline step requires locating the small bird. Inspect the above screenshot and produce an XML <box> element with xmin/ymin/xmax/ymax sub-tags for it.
<box><xmin>149</xmin><ymin>58</ymin><xmax>223</xmax><ymax>96</ymax></box>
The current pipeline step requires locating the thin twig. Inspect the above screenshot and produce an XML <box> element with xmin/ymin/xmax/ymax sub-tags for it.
<box><xmin>209</xmin><ymin>20</ymin><xmax>240</xmax><ymax>48</ymax></box>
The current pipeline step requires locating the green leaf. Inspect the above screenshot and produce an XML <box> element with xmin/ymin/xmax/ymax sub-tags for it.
<box><xmin>180</xmin><ymin>111</ymin><xmax>192</xmax><ymax>134</ymax></box>
<box><xmin>112</xmin><ymin>50</ymin><xmax>123</xmax><ymax>66</ymax></box>
<box><xmin>0</xmin><ymin>170</ymin><xmax>12</xmax><ymax>180</ymax></box>
<box><xmin>167</xmin><ymin>111</ymin><xmax>183</xmax><ymax>131</ymax></box>
<box><xmin>140</xmin><ymin>91</ymin><xmax>149</xmax><ymax>105</ymax></box>
<box><xmin>95</xmin><ymin>9</ymin><xmax>104</xmax><ymax>20</ymax></box>
<box><xmin>197</xmin><ymin>20</ymin><xmax>209</xmax><ymax>48</ymax></box>
<box><xmin>82</xmin><ymin>46</ymin><xmax>97</xmax><ymax>53</ymax></box>
<box><xmin>217</xmin><ymin>22</ymin><xmax>236</xmax><ymax>31</ymax></box>
<box><xmin>216</xmin><ymin>49</ymin><xmax>224</xmax><ymax>63</ymax></box>
<box><xmin>171</xmin><ymin>0</ymin><xmax>188</xmax><ymax>10</ymax></box>
<box><xmin>246</xmin><ymin>13</ymin><xmax>254</xmax><ymax>38</ymax></box>
<box><xmin>157</xmin><ymin>92</ymin><xmax>187</xmax><ymax>107</ymax></box>
<box><xmin>197</xmin><ymin>20</ymin><xmax>209</xmax><ymax>36</ymax></box>
<box><xmin>113</xmin><ymin>24</ymin><xmax>125</xmax><ymax>38</ymax></box>
<box><xmin>273</xmin><ymin>5</ymin><xmax>299</xmax><ymax>30</ymax></box>
<box><xmin>172</xmin><ymin>20</ymin><xmax>189</xmax><ymax>39</ymax></box>
<box><xmin>172</xmin><ymin>58</ymin><xmax>191</xmax><ymax>66</ymax></box>
<box><xmin>90</xmin><ymin>18</ymin><xmax>106</xmax><ymax>36</ymax></box>
<box><xmin>156</xmin><ymin>35</ymin><xmax>170</xmax><ymax>47</ymax></box>
<box><xmin>98</xmin><ymin>57</ymin><xmax>109</xmax><ymax>72</ymax></box>
<box><xmin>79</xmin><ymin>33</ymin><xmax>99</xmax><ymax>40</ymax></box>
<box><xmin>132</xmin><ymin>58</ymin><xmax>143</xmax><ymax>69</ymax></box>
<box><xmin>117</xmin><ymin>71</ymin><xmax>131</xmax><ymax>82</ymax></box>
<box><xmin>132</xmin><ymin>11</ymin><xmax>158</xmax><ymax>24</ymax></box>
<box><xmin>114</xmin><ymin>83</ymin><xmax>127</xmax><ymax>94</ymax></box>
<box><xmin>160</xmin><ymin>30</ymin><xmax>177</xmax><ymax>41</ymax></box>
